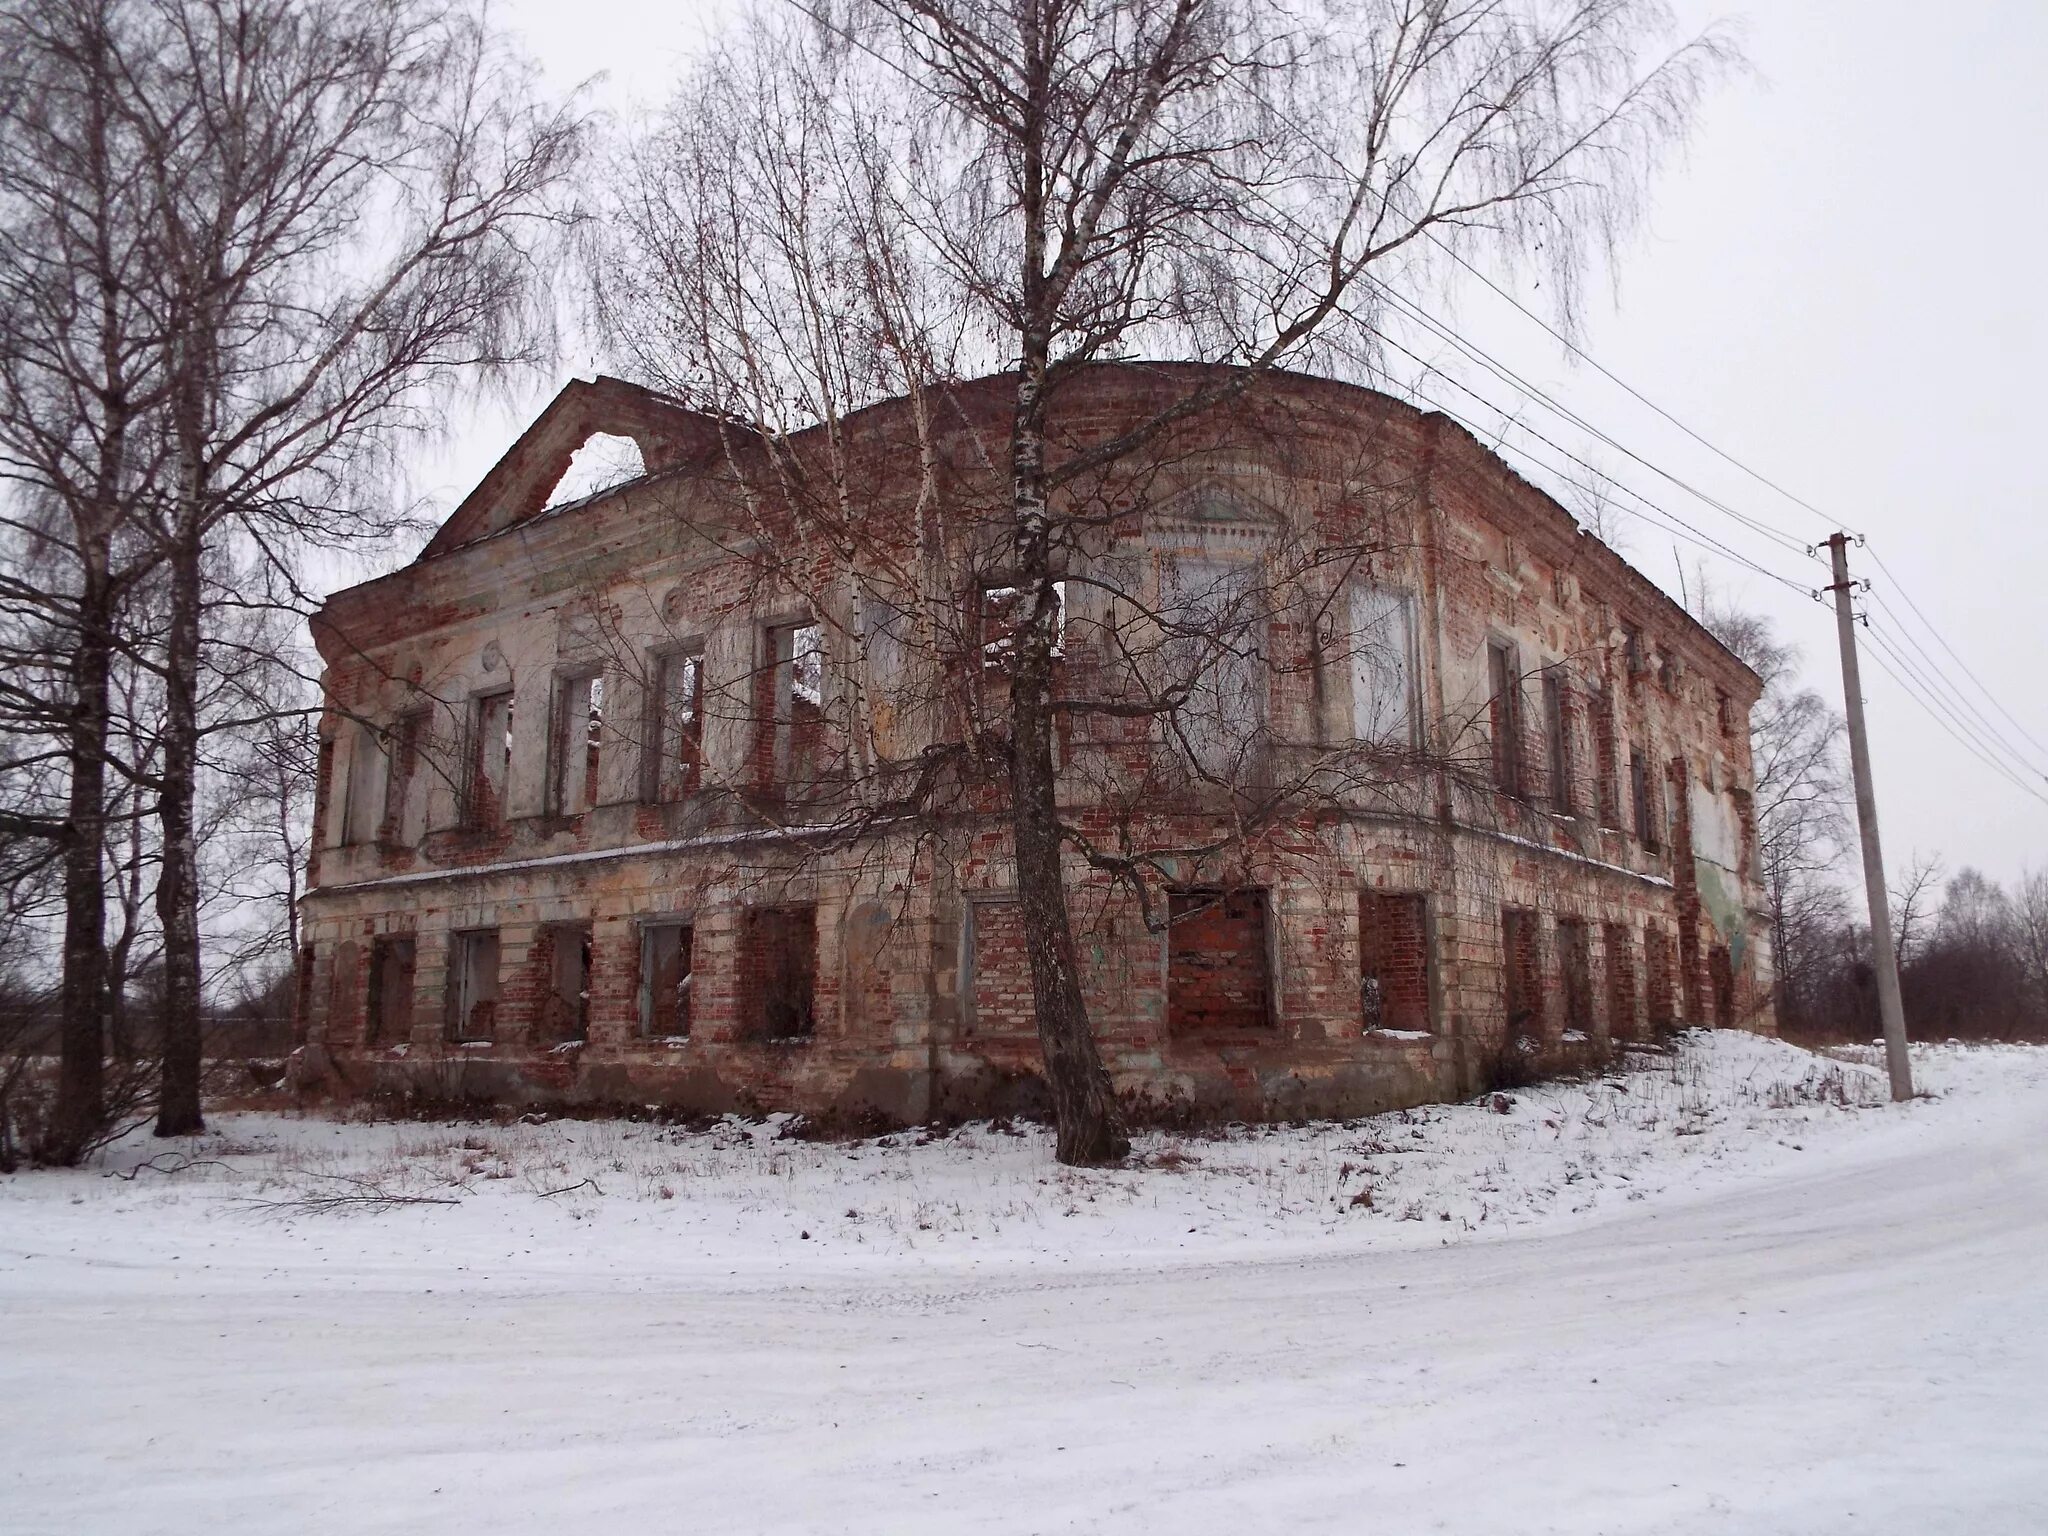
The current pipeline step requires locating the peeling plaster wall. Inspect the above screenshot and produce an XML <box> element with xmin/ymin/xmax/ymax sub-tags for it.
<box><xmin>299</xmin><ymin>367</ymin><xmax>1774</xmax><ymax>1123</ymax></box>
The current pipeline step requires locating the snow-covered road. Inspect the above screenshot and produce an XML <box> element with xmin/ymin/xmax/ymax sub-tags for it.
<box><xmin>4</xmin><ymin>1038</ymin><xmax>2045</xmax><ymax>1534</ymax></box>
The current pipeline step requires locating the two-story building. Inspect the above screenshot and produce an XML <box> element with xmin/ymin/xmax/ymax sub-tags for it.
<box><xmin>297</xmin><ymin>364</ymin><xmax>1772</xmax><ymax>1123</ymax></box>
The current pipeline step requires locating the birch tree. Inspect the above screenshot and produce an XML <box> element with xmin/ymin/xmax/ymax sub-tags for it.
<box><xmin>601</xmin><ymin>0</ymin><xmax>1736</xmax><ymax>1164</ymax></box>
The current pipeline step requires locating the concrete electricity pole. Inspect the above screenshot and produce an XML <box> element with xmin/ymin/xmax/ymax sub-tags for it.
<box><xmin>1825</xmin><ymin>532</ymin><xmax>1914</xmax><ymax>1101</ymax></box>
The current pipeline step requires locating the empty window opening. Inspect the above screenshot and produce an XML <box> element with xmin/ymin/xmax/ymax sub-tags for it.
<box><xmin>1603</xmin><ymin>921</ymin><xmax>1636</xmax><ymax>1040</ymax></box>
<box><xmin>1622</xmin><ymin>621</ymin><xmax>1647</xmax><ymax>682</ymax></box>
<box><xmin>741</xmin><ymin>906</ymin><xmax>817</xmax><ymax>1041</ymax></box>
<box><xmin>1360</xmin><ymin>891</ymin><xmax>1431</xmax><ymax>1034</ymax></box>
<box><xmin>539</xmin><ymin>923</ymin><xmax>591</xmax><ymax>1043</ymax></box>
<box><xmin>366</xmin><ymin>935</ymin><xmax>416</xmax><ymax>1045</ymax></box>
<box><xmin>646</xmin><ymin>650</ymin><xmax>703</xmax><ymax>802</ymax></box>
<box><xmin>551</xmin><ymin>671</ymin><xmax>603</xmax><ymax>815</ymax></box>
<box><xmin>1557</xmin><ymin>918</ymin><xmax>1593</xmax><ymax>1036</ymax></box>
<box><xmin>1167</xmin><ymin>888</ymin><xmax>1273</xmax><ymax>1035</ymax></box>
<box><xmin>1630</xmin><ymin>745</ymin><xmax>1659</xmax><ymax>850</ymax></box>
<box><xmin>980</xmin><ymin>581</ymin><xmax>1066</xmax><ymax>665</ymax></box>
<box><xmin>968</xmin><ymin>900</ymin><xmax>1035</xmax><ymax>1037</ymax></box>
<box><xmin>1488</xmin><ymin>640</ymin><xmax>1525</xmax><ymax>797</ymax></box>
<box><xmin>1502</xmin><ymin>908</ymin><xmax>1542</xmax><ymax>1041</ymax></box>
<box><xmin>1543</xmin><ymin>669</ymin><xmax>1572</xmax><ymax>813</ymax></box>
<box><xmin>1163</xmin><ymin>556</ymin><xmax>1266</xmax><ymax>779</ymax></box>
<box><xmin>1351</xmin><ymin>585</ymin><xmax>1416</xmax><ymax>746</ymax></box>
<box><xmin>382</xmin><ymin>708</ymin><xmax>427</xmax><ymax>841</ymax></box>
<box><xmin>1716</xmin><ymin>689</ymin><xmax>1736</xmax><ymax>739</ymax></box>
<box><xmin>760</xmin><ymin>622</ymin><xmax>828</xmax><ymax>792</ymax></box>
<box><xmin>1591</xmin><ymin>683</ymin><xmax>1620</xmax><ymax>829</ymax></box>
<box><xmin>469</xmin><ymin>691</ymin><xmax>514</xmax><ymax>827</ymax></box>
<box><xmin>1709</xmin><ymin>943</ymin><xmax>1735</xmax><ymax>1030</ymax></box>
<box><xmin>1644</xmin><ymin>924</ymin><xmax>1675</xmax><ymax>1029</ymax></box>
<box><xmin>448</xmin><ymin>929</ymin><xmax>501</xmax><ymax>1042</ymax></box>
<box><xmin>343</xmin><ymin>722</ymin><xmax>386</xmax><ymax>846</ymax></box>
<box><xmin>639</xmin><ymin>921</ymin><xmax>694</xmax><ymax>1039</ymax></box>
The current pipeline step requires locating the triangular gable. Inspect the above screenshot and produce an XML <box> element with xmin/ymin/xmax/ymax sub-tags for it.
<box><xmin>421</xmin><ymin>376</ymin><xmax>723</xmax><ymax>558</ymax></box>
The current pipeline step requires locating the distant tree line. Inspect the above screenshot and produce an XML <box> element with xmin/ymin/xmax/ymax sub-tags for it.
<box><xmin>1705</xmin><ymin>603</ymin><xmax>2048</xmax><ymax>1047</ymax></box>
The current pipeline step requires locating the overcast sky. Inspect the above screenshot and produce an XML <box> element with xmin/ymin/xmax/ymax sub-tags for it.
<box><xmin>404</xmin><ymin>0</ymin><xmax>2048</xmax><ymax>896</ymax></box>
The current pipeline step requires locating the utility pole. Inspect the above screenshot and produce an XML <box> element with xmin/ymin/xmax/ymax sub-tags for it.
<box><xmin>1825</xmin><ymin>532</ymin><xmax>1914</xmax><ymax>1101</ymax></box>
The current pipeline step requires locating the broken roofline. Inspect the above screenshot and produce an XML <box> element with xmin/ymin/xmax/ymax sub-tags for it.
<box><xmin>343</xmin><ymin>362</ymin><xmax>1761</xmax><ymax>701</ymax></box>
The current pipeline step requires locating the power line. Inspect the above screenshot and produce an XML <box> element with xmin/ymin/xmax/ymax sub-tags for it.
<box><xmin>776</xmin><ymin>0</ymin><xmax>2046</xmax><ymax>817</ymax></box>
<box><xmin>1866</xmin><ymin>547</ymin><xmax>2048</xmax><ymax>761</ymax></box>
<box><xmin>1338</xmin><ymin>322</ymin><xmax>1822</xmax><ymax>599</ymax></box>
<box><xmin>1370</xmin><ymin>279</ymin><xmax>1819</xmax><ymax>561</ymax></box>
<box><xmin>1862</xmin><ymin>624</ymin><xmax>2048</xmax><ymax>805</ymax></box>
<box><xmin>1866</xmin><ymin>592</ymin><xmax>2048</xmax><ymax>780</ymax></box>
<box><xmin>1421</xmin><ymin>231</ymin><xmax>1857</xmax><ymax>541</ymax></box>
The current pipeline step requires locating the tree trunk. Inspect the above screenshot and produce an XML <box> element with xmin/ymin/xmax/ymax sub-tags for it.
<box><xmin>1008</xmin><ymin>369</ymin><xmax>1127</xmax><ymax>1166</ymax></box>
<box><xmin>153</xmin><ymin>521</ymin><xmax>204</xmax><ymax>1138</ymax></box>
<box><xmin>46</xmin><ymin>565</ymin><xmax>114</xmax><ymax>1165</ymax></box>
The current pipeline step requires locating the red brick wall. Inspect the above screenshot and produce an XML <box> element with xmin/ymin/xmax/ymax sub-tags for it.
<box><xmin>1645</xmin><ymin>924</ymin><xmax>1675</xmax><ymax>1028</ymax></box>
<box><xmin>1557</xmin><ymin>917</ymin><xmax>1593</xmax><ymax>1034</ymax></box>
<box><xmin>740</xmin><ymin>906</ymin><xmax>818</xmax><ymax>1040</ymax></box>
<box><xmin>1167</xmin><ymin>889</ymin><xmax>1272</xmax><ymax>1034</ymax></box>
<box><xmin>1603</xmin><ymin>920</ymin><xmax>1636</xmax><ymax>1039</ymax></box>
<box><xmin>1360</xmin><ymin>891</ymin><xmax>1430</xmax><ymax>1032</ymax></box>
<box><xmin>1503</xmin><ymin>908</ymin><xmax>1541</xmax><ymax>1038</ymax></box>
<box><xmin>970</xmin><ymin>900</ymin><xmax>1036</xmax><ymax>1037</ymax></box>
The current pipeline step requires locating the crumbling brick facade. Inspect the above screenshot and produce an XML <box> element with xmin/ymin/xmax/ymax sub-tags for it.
<box><xmin>298</xmin><ymin>366</ymin><xmax>1774</xmax><ymax>1124</ymax></box>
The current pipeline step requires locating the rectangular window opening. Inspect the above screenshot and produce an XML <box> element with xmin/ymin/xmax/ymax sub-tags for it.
<box><xmin>1592</xmin><ymin>684</ymin><xmax>1620</xmax><ymax>829</ymax></box>
<box><xmin>1360</xmin><ymin>891</ymin><xmax>1431</xmax><ymax>1034</ymax></box>
<box><xmin>1167</xmin><ymin>888</ymin><xmax>1273</xmax><ymax>1035</ymax></box>
<box><xmin>1502</xmin><ymin>907</ymin><xmax>1541</xmax><ymax>1041</ymax></box>
<box><xmin>552</xmin><ymin>671</ymin><xmax>603</xmax><ymax>815</ymax></box>
<box><xmin>1603</xmin><ymin>921</ymin><xmax>1636</xmax><ymax>1040</ymax></box>
<box><xmin>343</xmin><ymin>722</ymin><xmax>386</xmax><ymax>846</ymax></box>
<box><xmin>1351</xmin><ymin>584</ymin><xmax>1417</xmax><ymax>747</ymax></box>
<box><xmin>760</xmin><ymin>622</ymin><xmax>828</xmax><ymax>793</ymax></box>
<box><xmin>741</xmin><ymin>906</ymin><xmax>817</xmax><ymax>1041</ymax></box>
<box><xmin>968</xmin><ymin>900</ymin><xmax>1035</xmax><ymax>1037</ymax></box>
<box><xmin>1488</xmin><ymin>639</ymin><xmax>1526</xmax><ymax>797</ymax></box>
<box><xmin>1630</xmin><ymin>745</ymin><xmax>1659</xmax><ymax>851</ymax></box>
<box><xmin>639</xmin><ymin>921</ymin><xmax>694</xmax><ymax>1040</ymax></box>
<box><xmin>1645</xmin><ymin>924</ymin><xmax>1675</xmax><ymax>1029</ymax></box>
<box><xmin>1709</xmin><ymin>943</ymin><xmax>1735</xmax><ymax>1030</ymax></box>
<box><xmin>1556</xmin><ymin>917</ymin><xmax>1593</xmax><ymax>1036</ymax></box>
<box><xmin>469</xmin><ymin>691</ymin><xmax>514</xmax><ymax>827</ymax></box>
<box><xmin>1163</xmin><ymin>557</ymin><xmax>1266</xmax><ymax>780</ymax></box>
<box><xmin>980</xmin><ymin>581</ymin><xmax>1066</xmax><ymax>665</ymax></box>
<box><xmin>646</xmin><ymin>650</ymin><xmax>704</xmax><ymax>802</ymax></box>
<box><xmin>1543</xmin><ymin>669</ymin><xmax>1572</xmax><ymax>814</ymax></box>
<box><xmin>366</xmin><ymin>935</ymin><xmax>416</xmax><ymax>1045</ymax></box>
<box><xmin>381</xmin><ymin>708</ymin><xmax>428</xmax><ymax>842</ymax></box>
<box><xmin>540</xmin><ymin>922</ymin><xmax>591</xmax><ymax>1043</ymax></box>
<box><xmin>448</xmin><ymin>929</ymin><xmax>501</xmax><ymax>1042</ymax></box>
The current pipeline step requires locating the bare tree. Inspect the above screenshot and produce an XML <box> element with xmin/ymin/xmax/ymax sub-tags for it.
<box><xmin>2012</xmin><ymin>868</ymin><xmax>2048</xmax><ymax>1024</ymax></box>
<box><xmin>597</xmin><ymin>0</ymin><xmax>1735</xmax><ymax>1163</ymax></box>
<box><xmin>1889</xmin><ymin>851</ymin><xmax>1943</xmax><ymax>971</ymax></box>
<box><xmin>1703</xmin><ymin>602</ymin><xmax>1849</xmax><ymax>1032</ymax></box>
<box><xmin>0</xmin><ymin>0</ymin><xmax>183</xmax><ymax>1162</ymax></box>
<box><xmin>69</xmin><ymin>0</ymin><xmax>587</xmax><ymax>1136</ymax></box>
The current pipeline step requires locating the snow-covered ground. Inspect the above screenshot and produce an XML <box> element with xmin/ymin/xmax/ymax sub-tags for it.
<box><xmin>3</xmin><ymin>1032</ymin><xmax>2045</xmax><ymax>1534</ymax></box>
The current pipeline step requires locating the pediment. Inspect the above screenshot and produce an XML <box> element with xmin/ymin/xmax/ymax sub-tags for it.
<box><xmin>421</xmin><ymin>376</ymin><xmax>724</xmax><ymax>559</ymax></box>
<box><xmin>1142</xmin><ymin>479</ymin><xmax>1288</xmax><ymax>541</ymax></box>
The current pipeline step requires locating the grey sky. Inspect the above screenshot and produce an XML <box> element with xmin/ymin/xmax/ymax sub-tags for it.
<box><xmin>403</xmin><ymin>0</ymin><xmax>2048</xmax><ymax>894</ymax></box>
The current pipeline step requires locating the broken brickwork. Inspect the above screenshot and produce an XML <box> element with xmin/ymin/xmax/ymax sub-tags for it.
<box><xmin>298</xmin><ymin>366</ymin><xmax>1775</xmax><ymax>1124</ymax></box>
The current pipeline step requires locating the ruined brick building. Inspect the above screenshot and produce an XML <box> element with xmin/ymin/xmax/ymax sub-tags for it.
<box><xmin>299</xmin><ymin>364</ymin><xmax>1772</xmax><ymax>1123</ymax></box>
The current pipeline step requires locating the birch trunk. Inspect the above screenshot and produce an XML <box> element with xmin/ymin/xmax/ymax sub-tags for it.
<box><xmin>153</xmin><ymin>444</ymin><xmax>205</xmax><ymax>1138</ymax></box>
<box><xmin>48</xmin><ymin>563</ymin><xmax>113</xmax><ymax>1163</ymax></box>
